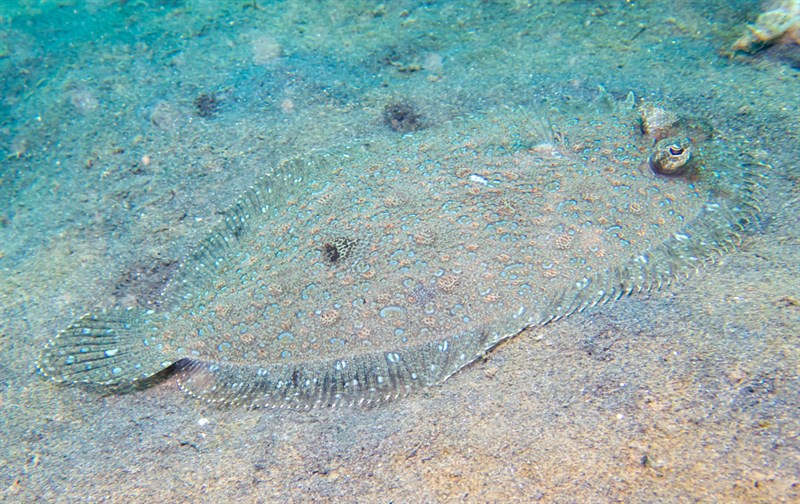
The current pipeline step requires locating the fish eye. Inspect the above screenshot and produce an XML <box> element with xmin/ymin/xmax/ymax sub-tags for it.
<box><xmin>649</xmin><ymin>137</ymin><xmax>692</xmax><ymax>176</ymax></box>
<box><xmin>668</xmin><ymin>145</ymin><xmax>684</xmax><ymax>156</ymax></box>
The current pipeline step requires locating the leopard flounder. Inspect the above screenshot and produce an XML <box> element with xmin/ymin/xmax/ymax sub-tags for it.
<box><xmin>38</xmin><ymin>95</ymin><xmax>763</xmax><ymax>408</ymax></box>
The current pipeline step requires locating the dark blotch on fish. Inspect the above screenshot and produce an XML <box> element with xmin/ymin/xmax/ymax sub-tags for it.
<box><xmin>321</xmin><ymin>236</ymin><xmax>359</xmax><ymax>265</ymax></box>
<box><xmin>323</xmin><ymin>242</ymin><xmax>341</xmax><ymax>264</ymax></box>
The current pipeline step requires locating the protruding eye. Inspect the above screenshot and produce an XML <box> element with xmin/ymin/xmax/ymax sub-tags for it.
<box><xmin>649</xmin><ymin>137</ymin><xmax>693</xmax><ymax>176</ymax></box>
<box><xmin>668</xmin><ymin>145</ymin><xmax>684</xmax><ymax>156</ymax></box>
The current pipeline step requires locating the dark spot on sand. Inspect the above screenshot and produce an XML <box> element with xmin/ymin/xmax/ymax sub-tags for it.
<box><xmin>113</xmin><ymin>257</ymin><xmax>180</xmax><ymax>308</ymax></box>
<box><xmin>383</xmin><ymin>101</ymin><xmax>423</xmax><ymax>133</ymax></box>
<box><xmin>194</xmin><ymin>93</ymin><xmax>220</xmax><ymax>118</ymax></box>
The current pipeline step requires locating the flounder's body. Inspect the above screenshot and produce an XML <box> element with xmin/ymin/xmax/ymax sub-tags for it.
<box><xmin>39</xmin><ymin>97</ymin><xmax>763</xmax><ymax>408</ymax></box>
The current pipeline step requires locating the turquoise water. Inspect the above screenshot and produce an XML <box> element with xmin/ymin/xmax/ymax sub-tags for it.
<box><xmin>1</xmin><ymin>1</ymin><xmax>797</xmax><ymax>501</ymax></box>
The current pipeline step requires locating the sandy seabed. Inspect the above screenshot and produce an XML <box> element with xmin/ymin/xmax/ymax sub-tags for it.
<box><xmin>0</xmin><ymin>1</ymin><xmax>798</xmax><ymax>502</ymax></box>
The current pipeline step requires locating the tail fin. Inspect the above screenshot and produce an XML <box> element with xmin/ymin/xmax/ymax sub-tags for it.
<box><xmin>38</xmin><ymin>307</ymin><xmax>174</xmax><ymax>386</ymax></box>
